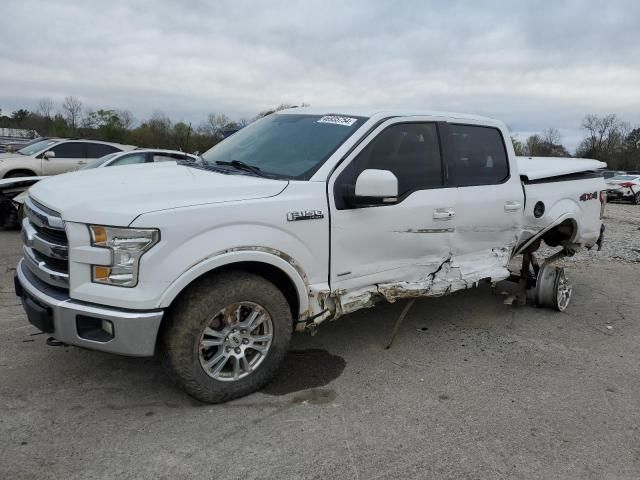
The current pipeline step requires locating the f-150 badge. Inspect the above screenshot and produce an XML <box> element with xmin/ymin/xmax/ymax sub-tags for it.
<box><xmin>287</xmin><ymin>210</ymin><xmax>324</xmax><ymax>221</ymax></box>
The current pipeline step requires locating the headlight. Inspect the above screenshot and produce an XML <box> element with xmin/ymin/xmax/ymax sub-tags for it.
<box><xmin>89</xmin><ymin>225</ymin><xmax>159</xmax><ymax>287</ymax></box>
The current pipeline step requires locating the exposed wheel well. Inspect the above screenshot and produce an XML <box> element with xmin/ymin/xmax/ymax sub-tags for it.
<box><xmin>541</xmin><ymin>218</ymin><xmax>577</xmax><ymax>248</ymax></box>
<box><xmin>4</xmin><ymin>169</ymin><xmax>37</xmax><ymax>179</ymax></box>
<box><xmin>170</xmin><ymin>261</ymin><xmax>300</xmax><ymax>321</ymax></box>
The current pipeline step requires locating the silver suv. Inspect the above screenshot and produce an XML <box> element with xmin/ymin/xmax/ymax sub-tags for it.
<box><xmin>0</xmin><ymin>138</ymin><xmax>134</xmax><ymax>178</ymax></box>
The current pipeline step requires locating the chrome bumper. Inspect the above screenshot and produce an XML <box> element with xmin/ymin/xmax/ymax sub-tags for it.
<box><xmin>15</xmin><ymin>259</ymin><xmax>163</xmax><ymax>357</ymax></box>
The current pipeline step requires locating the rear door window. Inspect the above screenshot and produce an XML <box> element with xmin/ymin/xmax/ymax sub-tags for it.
<box><xmin>448</xmin><ymin>125</ymin><xmax>509</xmax><ymax>186</ymax></box>
<box><xmin>153</xmin><ymin>153</ymin><xmax>187</xmax><ymax>162</ymax></box>
<box><xmin>87</xmin><ymin>143</ymin><xmax>121</xmax><ymax>158</ymax></box>
<box><xmin>109</xmin><ymin>152</ymin><xmax>148</xmax><ymax>166</ymax></box>
<box><xmin>50</xmin><ymin>142</ymin><xmax>86</xmax><ymax>159</ymax></box>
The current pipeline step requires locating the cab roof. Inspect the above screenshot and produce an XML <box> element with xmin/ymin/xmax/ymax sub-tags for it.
<box><xmin>276</xmin><ymin>106</ymin><xmax>501</xmax><ymax>125</ymax></box>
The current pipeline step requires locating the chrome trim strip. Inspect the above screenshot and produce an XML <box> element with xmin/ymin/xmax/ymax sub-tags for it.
<box><xmin>22</xmin><ymin>218</ymin><xmax>68</xmax><ymax>260</ymax></box>
<box><xmin>24</xmin><ymin>196</ymin><xmax>65</xmax><ymax>230</ymax></box>
<box><xmin>22</xmin><ymin>245</ymin><xmax>69</xmax><ymax>288</ymax></box>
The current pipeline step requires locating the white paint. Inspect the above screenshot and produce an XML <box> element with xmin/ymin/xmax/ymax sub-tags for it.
<box><xmin>354</xmin><ymin>169</ymin><xmax>398</xmax><ymax>198</ymax></box>
<box><xmin>517</xmin><ymin>156</ymin><xmax>607</xmax><ymax>180</ymax></box>
<box><xmin>21</xmin><ymin>109</ymin><xmax>606</xmax><ymax>326</ymax></box>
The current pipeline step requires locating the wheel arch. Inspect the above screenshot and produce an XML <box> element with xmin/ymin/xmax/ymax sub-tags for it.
<box><xmin>157</xmin><ymin>249</ymin><xmax>309</xmax><ymax>320</ymax></box>
<box><xmin>4</xmin><ymin>169</ymin><xmax>37</xmax><ymax>179</ymax></box>
<box><xmin>515</xmin><ymin>213</ymin><xmax>579</xmax><ymax>254</ymax></box>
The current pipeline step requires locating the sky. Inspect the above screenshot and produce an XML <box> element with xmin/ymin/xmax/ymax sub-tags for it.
<box><xmin>1</xmin><ymin>0</ymin><xmax>639</xmax><ymax>152</ymax></box>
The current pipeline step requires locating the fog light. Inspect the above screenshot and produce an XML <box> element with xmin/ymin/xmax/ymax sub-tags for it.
<box><xmin>76</xmin><ymin>315</ymin><xmax>114</xmax><ymax>342</ymax></box>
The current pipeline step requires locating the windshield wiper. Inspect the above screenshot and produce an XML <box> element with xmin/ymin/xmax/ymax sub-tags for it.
<box><xmin>215</xmin><ymin>160</ymin><xmax>267</xmax><ymax>177</ymax></box>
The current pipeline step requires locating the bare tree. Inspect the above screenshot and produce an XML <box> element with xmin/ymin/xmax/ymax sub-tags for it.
<box><xmin>81</xmin><ymin>107</ymin><xmax>96</xmax><ymax>129</ymax></box>
<box><xmin>541</xmin><ymin>128</ymin><xmax>562</xmax><ymax>146</ymax></box>
<box><xmin>37</xmin><ymin>98</ymin><xmax>54</xmax><ymax>119</ymax></box>
<box><xmin>200</xmin><ymin>113</ymin><xmax>231</xmax><ymax>138</ymax></box>
<box><xmin>577</xmin><ymin>114</ymin><xmax>630</xmax><ymax>162</ymax></box>
<box><xmin>118</xmin><ymin>110</ymin><xmax>135</xmax><ymax>130</ymax></box>
<box><xmin>62</xmin><ymin>96</ymin><xmax>83</xmax><ymax>130</ymax></box>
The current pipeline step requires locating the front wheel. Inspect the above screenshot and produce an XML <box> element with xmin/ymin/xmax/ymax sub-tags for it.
<box><xmin>162</xmin><ymin>271</ymin><xmax>292</xmax><ymax>403</ymax></box>
<box><xmin>633</xmin><ymin>192</ymin><xmax>640</xmax><ymax>205</ymax></box>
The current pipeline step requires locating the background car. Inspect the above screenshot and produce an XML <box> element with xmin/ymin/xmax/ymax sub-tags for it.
<box><xmin>602</xmin><ymin>169</ymin><xmax>627</xmax><ymax>179</ymax></box>
<box><xmin>0</xmin><ymin>138</ymin><xmax>135</xmax><ymax>178</ymax></box>
<box><xmin>606</xmin><ymin>174</ymin><xmax>640</xmax><ymax>204</ymax></box>
<box><xmin>0</xmin><ymin>148</ymin><xmax>199</xmax><ymax>228</ymax></box>
<box><xmin>80</xmin><ymin>148</ymin><xmax>199</xmax><ymax>170</ymax></box>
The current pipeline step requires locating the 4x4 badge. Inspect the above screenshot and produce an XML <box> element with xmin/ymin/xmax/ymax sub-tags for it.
<box><xmin>287</xmin><ymin>210</ymin><xmax>324</xmax><ymax>221</ymax></box>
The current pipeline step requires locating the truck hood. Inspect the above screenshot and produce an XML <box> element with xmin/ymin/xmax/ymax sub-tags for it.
<box><xmin>517</xmin><ymin>156</ymin><xmax>607</xmax><ymax>181</ymax></box>
<box><xmin>28</xmin><ymin>162</ymin><xmax>289</xmax><ymax>225</ymax></box>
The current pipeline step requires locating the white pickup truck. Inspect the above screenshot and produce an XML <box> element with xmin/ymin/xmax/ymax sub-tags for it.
<box><xmin>14</xmin><ymin>108</ymin><xmax>606</xmax><ymax>402</ymax></box>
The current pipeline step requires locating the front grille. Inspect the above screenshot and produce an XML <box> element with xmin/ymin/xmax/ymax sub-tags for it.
<box><xmin>21</xmin><ymin>197</ymin><xmax>69</xmax><ymax>290</ymax></box>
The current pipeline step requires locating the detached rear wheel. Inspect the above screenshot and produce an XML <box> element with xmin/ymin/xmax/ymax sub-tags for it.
<box><xmin>535</xmin><ymin>264</ymin><xmax>572</xmax><ymax>312</ymax></box>
<box><xmin>162</xmin><ymin>271</ymin><xmax>292</xmax><ymax>403</ymax></box>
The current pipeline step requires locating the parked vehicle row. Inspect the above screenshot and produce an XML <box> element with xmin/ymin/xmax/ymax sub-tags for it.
<box><xmin>13</xmin><ymin>107</ymin><xmax>607</xmax><ymax>403</ymax></box>
<box><xmin>0</xmin><ymin>138</ymin><xmax>135</xmax><ymax>178</ymax></box>
<box><xmin>606</xmin><ymin>174</ymin><xmax>640</xmax><ymax>204</ymax></box>
<box><xmin>0</xmin><ymin>147</ymin><xmax>199</xmax><ymax>228</ymax></box>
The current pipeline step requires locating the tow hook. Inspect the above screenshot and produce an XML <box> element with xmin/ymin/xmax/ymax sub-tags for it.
<box><xmin>46</xmin><ymin>337</ymin><xmax>67</xmax><ymax>347</ymax></box>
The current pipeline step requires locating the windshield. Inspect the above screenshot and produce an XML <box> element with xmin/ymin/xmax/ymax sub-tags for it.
<box><xmin>17</xmin><ymin>139</ymin><xmax>58</xmax><ymax>156</ymax></box>
<box><xmin>200</xmin><ymin>113</ymin><xmax>367</xmax><ymax>179</ymax></box>
<box><xmin>81</xmin><ymin>153</ymin><xmax>118</xmax><ymax>169</ymax></box>
<box><xmin>610</xmin><ymin>175</ymin><xmax>637</xmax><ymax>181</ymax></box>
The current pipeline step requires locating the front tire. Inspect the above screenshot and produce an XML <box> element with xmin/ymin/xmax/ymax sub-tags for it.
<box><xmin>162</xmin><ymin>271</ymin><xmax>292</xmax><ymax>403</ymax></box>
<box><xmin>4</xmin><ymin>170</ymin><xmax>36</xmax><ymax>179</ymax></box>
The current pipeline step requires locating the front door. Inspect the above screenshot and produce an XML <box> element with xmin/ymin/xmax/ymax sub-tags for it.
<box><xmin>328</xmin><ymin>119</ymin><xmax>457</xmax><ymax>311</ymax></box>
<box><xmin>42</xmin><ymin>141</ymin><xmax>87</xmax><ymax>175</ymax></box>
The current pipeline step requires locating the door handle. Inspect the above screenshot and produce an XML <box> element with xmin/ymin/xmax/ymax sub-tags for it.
<box><xmin>433</xmin><ymin>208</ymin><xmax>455</xmax><ymax>220</ymax></box>
<box><xmin>504</xmin><ymin>201</ymin><xmax>522</xmax><ymax>212</ymax></box>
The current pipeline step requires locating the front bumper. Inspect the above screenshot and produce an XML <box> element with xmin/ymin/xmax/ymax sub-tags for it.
<box><xmin>15</xmin><ymin>259</ymin><xmax>163</xmax><ymax>356</ymax></box>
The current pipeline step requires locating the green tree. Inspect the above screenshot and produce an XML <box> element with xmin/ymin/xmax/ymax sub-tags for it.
<box><xmin>11</xmin><ymin>109</ymin><xmax>30</xmax><ymax>126</ymax></box>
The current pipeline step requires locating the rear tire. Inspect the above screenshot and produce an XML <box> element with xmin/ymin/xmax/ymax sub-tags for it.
<box><xmin>634</xmin><ymin>192</ymin><xmax>640</xmax><ymax>205</ymax></box>
<box><xmin>162</xmin><ymin>270</ymin><xmax>292</xmax><ymax>403</ymax></box>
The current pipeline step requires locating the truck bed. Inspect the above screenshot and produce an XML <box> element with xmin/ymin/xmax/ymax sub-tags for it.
<box><xmin>517</xmin><ymin>157</ymin><xmax>606</xmax><ymax>253</ymax></box>
<box><xmin>517</xmin><ymin>156</ymin><xmax>606</xmax><ymax>181</ymax></box>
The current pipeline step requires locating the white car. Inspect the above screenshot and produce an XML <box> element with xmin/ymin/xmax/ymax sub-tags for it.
<box><xmin>606</xmin><ymin>174</ymin><xmax>640</xmax><ymax>204</ymax></box>
<box><xmin>80</xmin><ymin>149</ymin><xmax>199</xmax><ymax>170</ymax></box>
<box><xmin>14</xmin><ymin>108</ymin><xmax>606</xmax><ymax>403</ymax></box>
<box><xmin>0</xmin><ymin>138</ymin><xmax>134</xmax><ymax>178</ymax></box>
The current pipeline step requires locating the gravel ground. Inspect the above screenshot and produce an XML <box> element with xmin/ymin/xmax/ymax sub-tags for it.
<box><xmin>538</xmin><ymin>202</ymin><xmax>640</xmax><ymax>264</ymax></box>
<box><xmin>1</xmin><ymin>203</ymin><xmax>639</xmax><ymax>479</ymax></box>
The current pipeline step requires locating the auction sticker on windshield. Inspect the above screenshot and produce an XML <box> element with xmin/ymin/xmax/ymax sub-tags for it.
<box><xmin>317</xmin><ymin>115</ymin><xmax>358</xmax><ymax>126</ymax></box>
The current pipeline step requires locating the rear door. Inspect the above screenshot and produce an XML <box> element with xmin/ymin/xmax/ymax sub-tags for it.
<box><xmin>41</xmin><ymin>141</ymin><xmax>87</xmax><ymax>175</ymax></box>
<box><xmin>443</xmin><ymin>123</ymin><xmax>523</xmax><ymax>279</ymax></box>
<box><xmin>86</xmin><ymin>143</ymin><xmax>122</xmax><ymax>167</ymax></box>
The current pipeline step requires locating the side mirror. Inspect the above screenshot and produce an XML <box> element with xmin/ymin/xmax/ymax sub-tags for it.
<box><xmin>44</xmin><ymin>150</ymin><xmax>55</xmax><ymax>159</ymax></box>
<box><xmin>355</xmin><ymin>169</ymin><xmax>398</xmax><ymax>198</ymax></box>
<box><xmin>344</xmin><ymin>169</ymin><xmax>398</xmax><ymax>206</ymax></box>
